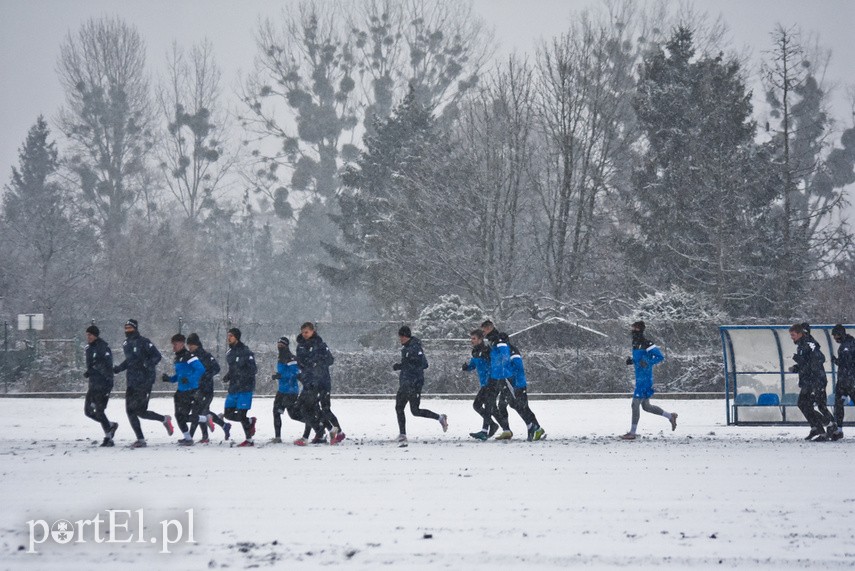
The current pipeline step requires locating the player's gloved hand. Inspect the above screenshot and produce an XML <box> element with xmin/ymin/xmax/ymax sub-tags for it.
<box><xmin>462</xmin><ymin>363</ymin><xmax>469</xmax><ymax>371</ymax></box>
<box><xmin>222</xmin><ymin>372</ymin><xmax>231</xmax><ymax>384</ymax></box>
<box><xmin>788</xmin><ymin>365</ymin><xmax>798</xmax><ymax>373</ymax></box>
<box><xmin>161</xmin><ymin>373</ymin><xmax>171</xmax><ymax>383</ymax></box>
<box><xmin>392</xmin><ymin>363</ymin><xmax>402</xmax><ymax>371</ymax></box>
<box><xmin>272</xmin><ymin>373</ymin><xmax>282</xmax><ymax>380</ymax></box>
<box><xmin>625</xmin><ymin>357</ymin><xmax>633</xmax><ymax>366</ymax></box>
<box><xmin>113</xmin><ymin>366</ymin><xmax>120</xmax><ymax>374</ymax></box>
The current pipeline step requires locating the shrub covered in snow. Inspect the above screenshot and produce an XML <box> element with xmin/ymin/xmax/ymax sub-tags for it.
<box><xmin>629</xmin><ymin>286</ymin><xmax>726</xmax><ymax>323</ymax></box>
<box><xmin>415</xmin><ymin>295</ymin><xmax>484</xmax><ymax>339</ymax></box>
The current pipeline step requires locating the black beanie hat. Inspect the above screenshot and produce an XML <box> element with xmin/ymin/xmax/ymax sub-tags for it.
<box><xmin>186</xmin><ymin>333</ymin><xmax>201</xmax><ymax>346</ymax></box>
<box><xmin>398</xmin><ymin>325</ymin><xmax>412</xmax><ymax>338</ymax></box>
<box><xmin>631</xmin><ymin>321</ymin><xmax>646</xmax><ymax>332</ymax></box>
<box><xmin>228</xmin><ymin>327</ymin><xmax>242</xmax><ymax>341</ymax></box>
<box><xmin>171</xmin><ymin>333</ymin><xmax>186</xmax><ymax>343</ymax></box>
<box><xmin>832</xmin><ymin>324</ymin><xmax>846</xmax><ymax>337</ymax></box>
<box><xmin>277</xmin><ymin>336</ymin><xmax>289</xmax><ymax>346</ymax></box>
<box><xmin>86</xmin><ymin>325</ymin><xmax>99</xmax><ymax>337</ymax></box>
<box><xmin>125</xmin><ymin>319</ymin><xmax>138</xmax><ymax>330</ymax></box>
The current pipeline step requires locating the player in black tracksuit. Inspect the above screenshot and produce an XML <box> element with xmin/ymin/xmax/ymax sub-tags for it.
<box><xmin>296</xmin><ymin>322</ymin><xmax>343</xmax><ymax>445</ymax></box>
<box><xmin>186</xmin><ymin>333</ymin><xmax>230</xmax><ymax>442</ymax></box>
<box><xmin>789</xmin><ymin>323</ymin><xmax>837</xmax><ymax>441</ymax></box>
<box><xmin>393</xmin><ymin>325</ymin><xmax>447</xmax><ymax>443</ymax></box>
<box><xmin>830</xmin><ymin>324</ymin><xmax>855</xmax><ymax>440</ymax></box>
<box><xmin>223</xmin><ymin>327</ymin><xmax>257</xmax><ymax>446</ymax></box>
<box><xmin>83</xmin><ymin>325</ymin><xmax>118</xmax><ymax>447</ymax></box>
<box><xmin>113</xmin><ymin>319</ymin><xmax>172</xmax><ymax>447</ymax></box>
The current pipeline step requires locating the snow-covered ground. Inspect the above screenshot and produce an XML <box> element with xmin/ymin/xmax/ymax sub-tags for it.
<box><xmin>1</xmin><ymin>397</ymin><xmax>853</xmax><ymax>570</ymax></box>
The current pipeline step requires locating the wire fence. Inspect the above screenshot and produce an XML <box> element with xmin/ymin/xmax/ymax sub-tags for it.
<box><xmin>0</xmin><ymin>318</ymin><xmax>724</xmax><ymax>395</ymax></box>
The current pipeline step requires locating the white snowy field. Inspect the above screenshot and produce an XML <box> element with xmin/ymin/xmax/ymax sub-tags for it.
<box><xmin>0</xmin><ymin>397</ymin><xmax>854</xmax><ymax>570</ymax></box>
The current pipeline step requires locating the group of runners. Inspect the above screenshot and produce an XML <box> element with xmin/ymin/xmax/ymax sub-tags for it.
<box><xmin>79</xmin><ymin>316</ymin><xmax>855</xmax><ymax>446</ymax></box>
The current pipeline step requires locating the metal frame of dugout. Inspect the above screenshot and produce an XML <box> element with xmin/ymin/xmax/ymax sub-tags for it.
<box><xmin>721</xmin><ymin>324</ymin><xmax>855</xmax><ymax>425</ymax></box>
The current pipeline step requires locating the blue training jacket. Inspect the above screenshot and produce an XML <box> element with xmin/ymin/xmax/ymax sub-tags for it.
<box><xmin>630</xmin><ymin>340</ymin><xmax>665</xmax><ymax>399</ymax></box>
<box><xmin>167</xmin><ymin>349</ymin><xmax>205</xmax><ymax>392</ymax></box>
<box><xmin>487</xmin><ymin>334</ymin><xmax>514</xmax><ymax>380</ymax></box>
<box><xmin>464</xmin><ymin>342</ymin><xmax>491</xmax><ymax>387</ymax></box>
<box><xmin>509</xmin><ymin>352</ymin><xmax>527</xmax><ymax>389</ymax></box>
<box><xmin>277</xmin><ymin>360</ymin><xmax>300</xmax><ymax>394</ymax></box>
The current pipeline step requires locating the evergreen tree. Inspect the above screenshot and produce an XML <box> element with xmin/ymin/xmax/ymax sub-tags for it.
<box><xmin>322</xmin><ymin>87</ymin><xmax>474</xmax><ymax>314</ymax></box>
<box><xmin>2</xmin><ymin>117</ymin><xmax>94</xmax><ymax>330</ymax></box>
<box><xmin>629</xmin><ymin>27</ymin><xmax>777</xmax><ymax>315</ymax></box>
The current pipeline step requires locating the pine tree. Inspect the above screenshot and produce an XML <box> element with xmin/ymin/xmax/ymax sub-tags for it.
<box><xmin>2</xmin><ymin>117</ymin><xmax>94</xmax><ymax>329</ymax></box>
<box><xmin>321</xmin><ymin>87</ymin><xmax>474</xmax><ymax>314</ymax></box>
<box><xmin>629</xmin><ymin>27</ymin><xmax>778</xmax><ymax>315</ymax></box>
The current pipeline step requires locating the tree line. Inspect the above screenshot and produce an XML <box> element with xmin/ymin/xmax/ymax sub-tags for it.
<box><xmin>2</xmin><ymin>0</ymin><xmax>854</xmax><ymax>342</ymax></box>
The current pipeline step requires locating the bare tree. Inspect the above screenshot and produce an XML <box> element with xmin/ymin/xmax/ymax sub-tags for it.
<box><xmin>762</xmin><ymin>24</ymin><xmax>852</xmax><ymax>308</ymax></box>
<box><xmin>454</xmin><ymin>55</ymin><xmax>537</xmax><ymax>308</ymax></box>
<box><xmin>157</xmin><ymin>40</ymin><xmax>235</xmax><ymax>222</ymax></box>
<box><xmin>349</xmin><ymin>0</ymin><xmax>490</xmax><ymax>126</ymax></box>
<box><xmin>532</xmin><ymin>8</ymin><xmax>639</xmax><ymax>299</ymax></box>
<box><xmin>56</xmin><ymin>16</ymin><xmax>155</xmax><ymax>244</ymax></box>
<box><xmin>241</xmin><ymin>0</ymin><xmax>491</xmax><ymax>216</ymax></box>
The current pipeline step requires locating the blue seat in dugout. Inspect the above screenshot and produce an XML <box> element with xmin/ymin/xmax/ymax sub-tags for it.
<box><xmin>735</xmin><ymin>393</ymin><xmax>756</xmax><ymax>406</ymax></box>
<box><xmin>782</xmin><ymin>393</ymin><xmax>799</xmax><ymax>406</ymax></box>
<box><xmin>756</xmin><ymin>393</ymin><xmax>780</xmax><ymax>406</ymax></box>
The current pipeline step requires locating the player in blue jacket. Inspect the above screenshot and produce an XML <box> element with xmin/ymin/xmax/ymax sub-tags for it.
<box><xmin>161</xmin><ymin>333</ymin><xmax>206</xmax><ymax>445</ymax></box>
<box><xmin>464</xmin><ymin>329</ymin><xmax>499</xmax><ymax>440</ymax></box>
<box><xmin>499</xmin><ymin>345</ymin><xmax>546</xmax><ymax>441</ymax></box>
<box><xmin>830</xmin><ymin>324</ymin><xmax>855</xmax><ymax>441</ymax></box>
<box><xmin>481</xmin><ymin>321</ymin><xmax>512</xmax><ymax>439</ymax></box>
<box><xmin>620</xmin><ymin>321</ymin><xmax>676</xmax><ymax>440</ymax></box>
<box><xmin>270</xmin><ymin>336</ymin><xmax>301</xmax><ymax>443</ymax></box>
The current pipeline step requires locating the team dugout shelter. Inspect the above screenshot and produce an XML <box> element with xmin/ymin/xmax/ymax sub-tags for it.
<box><xmin>721</xmin><ymin>324</ymin><xmax>855</xmax><ymax>425</ymax></box>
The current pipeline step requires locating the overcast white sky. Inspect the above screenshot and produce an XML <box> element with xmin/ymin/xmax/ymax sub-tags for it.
<box><xmin>1</xmin><ymin>0</ymin><xmax>853</xmax><ymax>195</ymax></box>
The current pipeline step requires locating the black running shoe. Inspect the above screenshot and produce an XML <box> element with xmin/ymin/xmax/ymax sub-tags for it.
<box><xmin>804</xmin><ymin>427</ymin><xmax>824</xmax><ymax>441</ymax></box>
<box><xmin>100</xmin><ymin>437</ymin><xmax>114</xmax><ymax>447</ymax></box>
